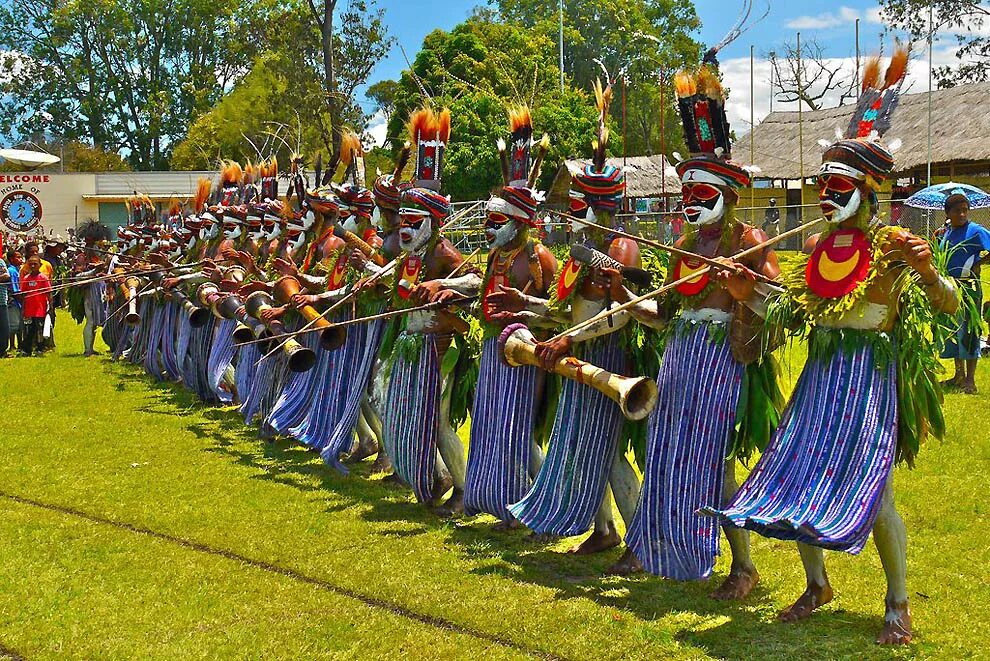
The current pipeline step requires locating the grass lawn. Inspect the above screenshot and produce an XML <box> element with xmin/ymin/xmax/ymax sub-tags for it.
<box><xmin>0</xmin><ymin>310</ymin><xmax>987</xmax><ymax>660</ymax></box>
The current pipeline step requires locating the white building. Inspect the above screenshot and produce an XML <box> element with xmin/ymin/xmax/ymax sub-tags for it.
<box><xmin>0</xmin><ymin>170</ymin><xmax>216</xmax><ymax>236</ymax></box>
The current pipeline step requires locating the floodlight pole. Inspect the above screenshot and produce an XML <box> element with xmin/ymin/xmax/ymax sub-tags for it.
<box><xmin>559</xmin><ymin>0</ymin><xmax>565</xmax><ymax>93</ymax></box>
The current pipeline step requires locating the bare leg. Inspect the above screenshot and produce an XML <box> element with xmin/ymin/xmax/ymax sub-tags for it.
<box><xmin>568</xmin><ymin>485</ymin><xmax>621</xmax><ymax>555</ymax></box>
<box><xmin>82</xmin><ymin>297</ymin><xmax>97</xmax><ymax>356</ymax></box>
<box><xmin>873</xmin><ymin>481</ymin><xmax>912</xmax><ymax>645</ymax></box>
<box><xmin>779</xmin><ymin>542</ymin><xmax>833</xmax><ymax>622</ymax></box>
<box><xmin>528</xmin><ymin>439</ymin><xmax>544</xmax><ymax>481</ymax></box>
<box><xmin>712</xmin><ymin>460</ymin><xmax>760</xmax><ymax>600</ymax></box>
<box><xmin>604</xmin><ymin>453</ymin><xmax>643</xmax><ymax>574</ymax></box>
<box><xmin>345</xmin><ymin>408</ymin><xmax>379</xmax><ymax>463</ymax></box>
<box><xmin>962</xmin><ymin>358</ymin><xmax>978</xmax><ymax>393</ymax></box>
<box><xmin>434</xmin><ymin>381</ymin><xmax>465</xmax><ymax>515</ymax></box>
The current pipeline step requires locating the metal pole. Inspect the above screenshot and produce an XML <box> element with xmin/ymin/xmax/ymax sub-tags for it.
<box><xmin>559</xmin><ymin>0</ymin><xmax>565</xmax><ymax>93</ymax></box>
<box><xmin>797</xmin><ymin>32</ymin><xmax>805</xmax><ymax>228</ymax></box>
<box><xmin>927</xmin><ymin>5</ymin><xmax>934</xmax><ymax>236</ymax></box>
<box><xmin>659</xmin><ymin>69</ymin><xmax>666</xmax><ymax>238</ymax></box>
<box><xmin>769</xmin><ymin>52</ymin><xmax>774</xmax><ymax>113</ymax></box>
<box><xmin>855</xmin><ymin>18</ymin><xmax>861</xmax><ymax>98</ymax></box>
<box><xmin>750</xmin><ymin>45</ymin><xmax>755</xmax><ymax>223</ymax></box>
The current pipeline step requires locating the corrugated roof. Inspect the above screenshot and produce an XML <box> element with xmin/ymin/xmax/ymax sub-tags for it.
<box><xmin>741</xmin><ymin>82</ymin><xmax>990</xmax><ymax>180</ymax></box>
<box><xmin>94</xmin><ymin>171</ymin><xmax>216</xmax><ymax>196</ymax></box>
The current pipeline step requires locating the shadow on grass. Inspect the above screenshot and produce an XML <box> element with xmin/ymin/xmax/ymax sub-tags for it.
<box><xmin>103</xmin><ymin>358</ymin><xmax>910</xmax><ymax>661</ymax></box>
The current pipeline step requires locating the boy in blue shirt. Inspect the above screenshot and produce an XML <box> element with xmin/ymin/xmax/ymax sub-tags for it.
<box><xmin>940</xmin><ymin>193</ymin><xmax>990</xmax><ymax>393</ymax></box>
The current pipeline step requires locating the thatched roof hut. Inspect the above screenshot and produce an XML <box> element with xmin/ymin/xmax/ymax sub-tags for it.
<box><xmin>546</xmin><ymin>155</ymin><xmax>681</xmax><ymax>206</ymax></box>
<box><xmin>743</xmin><ymin>82</ymin><xmax>990</xmax><ymax>180</ymax></box>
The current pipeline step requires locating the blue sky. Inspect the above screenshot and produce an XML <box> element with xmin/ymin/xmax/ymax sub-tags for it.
<box><xmin>361</xmin><ymin>0</ymin><xmax>974</xmax><ymax>142</ymax></box>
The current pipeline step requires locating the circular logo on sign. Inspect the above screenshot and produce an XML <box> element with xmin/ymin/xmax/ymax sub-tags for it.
<box><xmin>1</xmin><ymin>191</ymin><xmax>42</xmax><ymax>231</ymax></box>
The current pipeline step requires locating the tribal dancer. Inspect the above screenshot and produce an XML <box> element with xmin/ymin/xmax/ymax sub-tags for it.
<box><xmin>463</xmin><ymin>106</ymin><xmax>557</xmax><ymax>528</ymax></box>
<box><xmin>69</xmin><ymin>219</ymin><xmax>112</xmax><ymax>357</ymax></box>
<box><xmin>498</xmin><ymin>80</ymin><xmax>643</xmax><ymax>554</ymax></box>
<box><xmin>380</xmin><ymin>106</ymin><xmax>482</xmax><ymax>513</ymax></box>
<box><xmin>612</xmin><ymin>55</ymin><xmax>782</xmax><ymax>589</ymax></box>
<box><xmin>706</xmin><ymin>46</ymin><xmax>959</xmax><ymax>644</ymax></box>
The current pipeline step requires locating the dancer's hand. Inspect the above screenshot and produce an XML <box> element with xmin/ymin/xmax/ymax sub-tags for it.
<box><xmin>534</xmin><ymin>335</ymin><xmax>572</xmax><ymax>372</ymax></box>
<box><xmin>485</xmin><ymin>284</ymin><xmax>527</xmax><ymax>313</ymax></box>
<box><xmin>259</xmin><ymin>305</ymin><xmax>287</xmax><ymax>322</ymax></box>
<box><xmin>715</xmin><ymin>258</ymin><xmax>757</xmax><ymax>301</ymax></box>
<box><xmin>291</xmin><ymin>293</ymin><xmax>318</xmax><ymax>308</ymax></box>
<box><xmin>893</xmin><ymin>231</ymin><xmax>937</xmax><ymax>283</ymax></box>
<box><xmin>410</xmin><ymin>280</ymin><xmax>442</xmax><ymax>304</ymax></box>
<box><xmin>272</xmin><ymin>258</ymin><xmax>298</xmax><ymax>277</ymax></box>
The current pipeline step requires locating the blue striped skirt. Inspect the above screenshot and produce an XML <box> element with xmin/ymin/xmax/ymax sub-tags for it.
<box><xmin>286</xmin><ymin>320</ymin><xmax>353</xmax><ymax>449</ymax></box>
<box><xmin>207</xmin><ymin>318</ymin><xmax>236</xmax><ymax>403</ymax></box>
<box><xmin>320</xmin><ymin>312</ymin><xmax>387</xmax><ymax>472</ymax></box>
<box><xmin>507</xmin><ymin>334</ymin><xmax>626</xmax><ymax>536</ymax></box>
<box><xmin>463</xmin><ymin>337</ymin><xmax>539</xmax><ymax>522</ymax></box>
<box><xmin>86</xmin><ymin>282</ymin><xmax>108</xmax><ymax>327</ymax></box>
<box><xmin>707</xmin><ymin>339</ymin><xmax>897</xmax><ymax>554</ymax></box>
<box><xmin>381</xmin><ymin>333</ymin><xmax>442</xmax><ymax>503</ymax></box>
<box><xmin>159</xmin><ymin>301</ymin><xmax>183</xmax><ymax>381</ymax></box>
<box><xmin>267</xmin><ymin>329</ymin><xmax>324</xmax><ymax>436</ymax></box>
<box><xmin>128</xmin><ymin>298</ymin><xmax>154</xmax><ymax>365</ymax></box>
<box><xmin>625</xmin><ymin>321</ymin><xmax>744</xmax><ymax>579</ymax></box>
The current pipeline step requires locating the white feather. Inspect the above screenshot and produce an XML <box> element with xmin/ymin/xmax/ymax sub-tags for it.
<box><xmin>887</xmin><ymin>138</ymin><xmax>903</xmax><ymax>152</ymax></box>
<box><xmin>496</xmin><ymin>138</ymin><xmax>506</xmax><ymax>152</ymax></box>
<box><xmin>818</xmin><ymin>139</ymin><xmax>832</xmax><ymax>149</ymax></box>
<box><xmin>834</xmin><ymin>127</ymin><xmax>844</xmax><ymax>140</ymax></box>
<box><xmin>672</xmin><ymin>151</ymin><xmax>684</xmax><ymax>163</ymax></box>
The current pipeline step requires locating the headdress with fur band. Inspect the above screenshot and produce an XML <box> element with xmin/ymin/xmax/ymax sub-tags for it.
<box><xmin>488</xmin><ymin>104</ymin><xmax>550</xmax><ymax>226</ymax></box>
<box><xmin>818</xmin><ymin>44</ymin><xmax>910</xmax><ymax>190</ymax></box>
<box><xmin>400</xmin><ymin>106</ymin><xmax>453</xmax><ymax>222</ymax></box>
<box><xmin>571</xmin><ymin>79</ymin><xmax>625</xmax><ymax>212</ymax></box>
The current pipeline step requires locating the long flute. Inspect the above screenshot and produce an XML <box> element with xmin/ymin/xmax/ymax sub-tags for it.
<box><xmin>250</xmin><ymin>246</ymin><xmax>482</xmax><ymax>361</ymax></box>
<box><xmin>37</xmin><ymin>258</ymin><xmax>223</xmax><ymax>296</ymax></box>
<box><xmin>236</xmin><ymin>294</ymin><xmax>477</xmax><ymax>347</ymax></box>
<box><xmin>250</xmin><ymin>202</ymin><xmax>484</xmax><ymax>364</ymax></box>
<box><xmin>547</xmin><ymin>209</ymin><xmax>782</xmax><ymax>287</ymax></box>
<box><xmin>545</xmin><ymin>216</ymin><xmax>824</xmax><ymax>343</ymax></box>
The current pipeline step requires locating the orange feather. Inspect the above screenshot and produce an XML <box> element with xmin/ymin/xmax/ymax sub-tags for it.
<box><xmin>861</xmin><ymin>55</ymin><xmax>881</xmax><ymax>91</ymax></box>
<box><xmin>437</xmin><ymin>108</ymin><xmax>451</xmax><ymax>144</ymax></box>
<box><xmin>193</xmin><ymin>177</ymin><xmax>211</xmax><ymax>213</ymax></box>
<box><xmin>883</xmin><ymin>44</ymin><xmax>910</xmax><ymax>89</ymax></box>
<box><xmin>674</xmin><ymin>71</ymin><xmax>696</xmax><ymax>98</ymax></box>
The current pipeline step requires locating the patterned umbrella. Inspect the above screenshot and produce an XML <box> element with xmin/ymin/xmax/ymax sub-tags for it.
<box><xmin>903</xmin><ymin>182</ymin><xmax>990</xmax><ymax>210</ymax></box>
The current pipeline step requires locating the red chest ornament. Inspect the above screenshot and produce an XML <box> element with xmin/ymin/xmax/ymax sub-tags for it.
<box><xmin>556</xmin><ymin>257</ymin><xmax>582</xmax><ymax>301</ymax></box>
<box><xmin>328</xmin><ymin>250</ymin><xmax>349</xmax><ymax>290</ymax></box>
<box><xmin>672</xmin><ymin>255</ymin><xmax>711</xmax><ymax>296</ymax></box>
<box><xmin>397</xmin><ymin>255</ymin><xmax>423</xmax><ymax>300</ymax></box>
<box><xmin>806</xmin><ymin>228</ymin><xmax>872</xmax><ymax>298</ymax></box>
<box><xmin>483</xmin><ymin>273</ymin><xmax>509</xmax><ymax>322</ymax></box>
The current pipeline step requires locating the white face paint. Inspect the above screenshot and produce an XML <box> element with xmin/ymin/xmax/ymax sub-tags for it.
<box><xmin>301</xmin><ymin>210</ymin><xmax>317</xmax><ymax>231</ymax></box>
<box><xmin>398</xmin><ymin>218</ymin><xmax>433</xmax><ymax>253</ymax></box>
<box><xmin>248</xmin><ymin>221</ymin><xmax>265</xmax><ymax>242</ymax></box>
<box><xmin>486</xmin><ymin>220</ymin><xmax>519</xmax><ymax>248</ymax></box>
<box><xmin>821</xmin><ymin>187</ymin><xmax>862</xmax><ymax>224</ymax></box>
<box><xmin>287</xmin><ymin>231</ymin><xmax>306</xmax><ymax>253</ymax></box>
<box><xmin>223</xmin><ymin>222</ymin><xmax>242</xmax><ymax>241</ymax></box>
<box><xmin>570</xmin><ymin>207</ymin><xmax>596</xmax><ymax>234</ymax></box>
<box><xmin>340</xmin><ymin>214</ymin><xmax>361</xmax><ymax>235</ymax></box>
<box><xmin>684</xmin><ymin>192</ymin><xmax>725</xmax><ymax>226</ymax></box>
<box><xmin>264</xmin><ymin>216</ymin><xmax>281</xmax><ymax>241</ymax></box>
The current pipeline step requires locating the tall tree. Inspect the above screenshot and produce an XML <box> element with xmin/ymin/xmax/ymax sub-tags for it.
<box><xmin>880</xmin><ymin>0</ymin><xmax>990</xmax><ymax>88</ymax></box>
<box><xmin>302</xmin><ymin>0</ymin><xmax>393</xmax><ymax>174</ymax></box>
<box><xmin>768</xmin><ymin>37</ymin><xmax>857</xmax><ymax>111</ymax></box>
<box><xmin>366</xmin><ymin>80</ymin><xmax>400</xmax><ymax>127</ymax></box>
<box><xmin>0</xmin><ymin>0</ymin><xmax>281</xmax><ymax>169</ymax></box>
<box><xmin>491</xmin><ymin>0</ymin><xmax>700</xmax><ymax>159</ymax></box>
<box><xmin>385</xmin><ymin>13</ymin><xmax>603</xmax><ymax>201</ymax></box>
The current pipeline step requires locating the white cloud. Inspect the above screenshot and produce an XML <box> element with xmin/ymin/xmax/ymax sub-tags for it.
<box><xmin>365</xmin><ymin>110</ymin><xmax>388</xmax><ymax>148</ymax></box>
<box><xmin>785</xmin><ymin>6</ymin><xmax>864</xmax><ymax>30</ymax></box>
<box><xmin>719</xmin><ymin>42</ymin><xmax>963</xmax><ymax>145</ymax></box>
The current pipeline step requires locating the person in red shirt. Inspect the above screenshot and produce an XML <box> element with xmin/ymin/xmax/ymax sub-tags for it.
<box><xmin>19</xmin><ymin>255</ymin><xmax>50</xmax><ymax>356</ymax></box>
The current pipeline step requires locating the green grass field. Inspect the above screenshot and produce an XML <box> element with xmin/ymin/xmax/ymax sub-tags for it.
<box><xmin>0</xmin><ymin>311</ymin><xmax>987</xmax><ymax>660</ymax></box>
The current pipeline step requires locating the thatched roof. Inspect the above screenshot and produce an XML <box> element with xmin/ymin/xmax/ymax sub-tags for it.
<box><xmin>741</xmin><ymin>82</ymin><xmax>990</xmax><ymax>180</ymax></box>
<box><xmin>547</xmin><ymin>155</ymin><xmax>681</xmax><ymax>205</ymax></box>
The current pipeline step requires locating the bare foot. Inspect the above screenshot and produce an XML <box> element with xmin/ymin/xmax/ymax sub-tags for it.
<box><xmin>941</xmin><ymin>376</ymin><xmax>965</xmax><ymax>388</ymax></box>
<box><xmin>778</xmin><ymin>582</ymin><xmax>834</xmax><ymax>622</ymax></box>
<box><xmin>526</xmin><ymin>531</ymin><xmax>560</xmax><ymax>544</ymax></box>
<box><xmin>710</xmin><ymin>567</ymin><xmax>760</xmax><ymax>600</ymax></box>
<box><xmin>492</xmin><ymin>518</ymin><xmax>521</xmax><ymax>532</ymax></box>
<box><xmin>567</xmin><ymin>527</ymin><xmax>621</xmax><ymax>555</ymax></box>
<box><xmin>877</xmin><ymin>599</ymin><xmax>912</xmax><ymax>645</ymax></box>
<box><xmin>434</xmin><ymin>489</ymin><xmax>464</xmax><ymax>517</ymax></box>
<box><xmin>344</xmin><ymin>434</ymin><xmax>378</xmax><ymax>463</ymax></box>
<box><xmin>604</xmin><ymin>548</ymin><xmax>643</xmax><ymax>576</ymax></box>
<box><xmin>429</xmin><ymin>473</ymin><xmax>453</xmax><ymax>506</ymax></box>
<box><xmin>961</xmin><ymin>382</ymin><xmax>978</xmax><ymax>395</ymax></box>
<box><xmin>370</xmin><ymin>452</ymin><xmax>393</xmax><ymax>474</ymax></box>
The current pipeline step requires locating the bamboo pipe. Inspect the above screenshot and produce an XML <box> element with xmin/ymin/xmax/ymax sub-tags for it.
<box><xmin>546</xmin><ymin>217</ymin><xmax>825</xmax><ymax>343</ymax></box>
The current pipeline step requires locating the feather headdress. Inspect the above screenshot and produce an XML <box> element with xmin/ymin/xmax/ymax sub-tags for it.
<box><xmin>408</xmin><ymin>106</ymin><xmax>451</xmax><ymax>191</ymax></box>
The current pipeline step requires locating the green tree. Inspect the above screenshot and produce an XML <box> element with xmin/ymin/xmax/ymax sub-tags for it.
<box><xmin>0</xmin><ymin>140</ymin><xmax>131</xmax><ymax>173</ymax></box>
<box><xmin>385</xmin><ymin>14</ymin><xmax>604</xmax><ymax>201</ymax></box>
<box><xmin>879</xmin><ymin>0</ymin><xmax>990</xmax><ymax>88</ymax></box>
<box><xmin>366</xmin><ymin>80</ymin><xmax>400</xmax><ymax>126</ymax></box>
<box><xmin>491</xmin><ymin>0</ymin><xmax>700</xmax><ymax>159</ymax></box>
<box><xmin>0</xmin><ymin>0</ymin><xmax>286</xmax><ymax>169</ymax></box>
